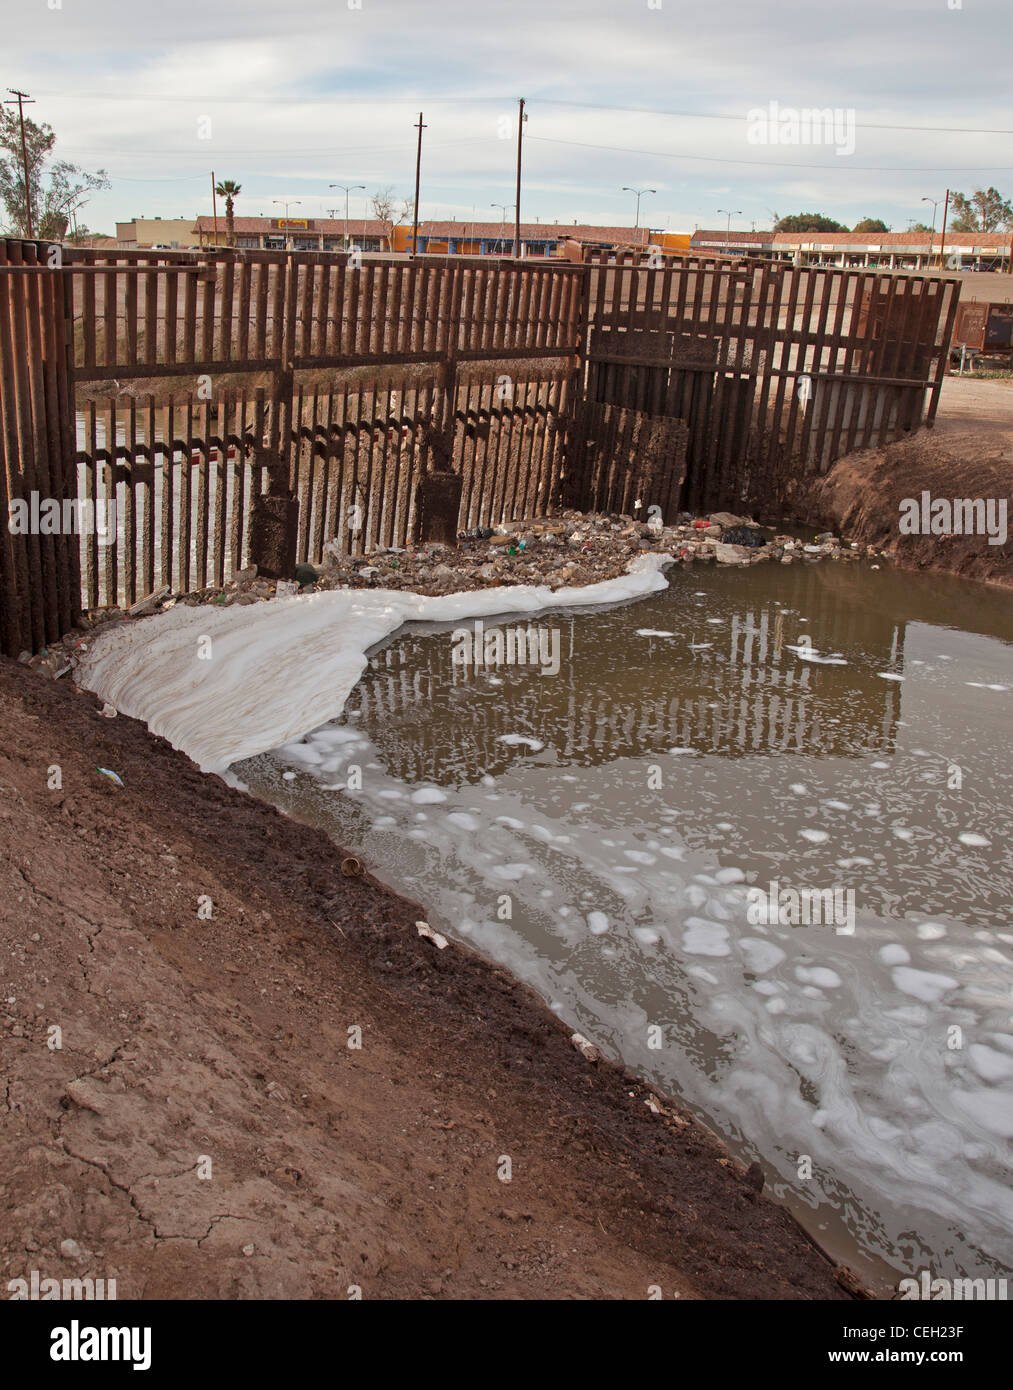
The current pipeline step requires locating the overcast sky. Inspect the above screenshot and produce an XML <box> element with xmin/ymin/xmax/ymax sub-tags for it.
<box><xmin>7</xmin><ymin>0</ymin><xmax>1013</xmax><ymax>235</ymax></box>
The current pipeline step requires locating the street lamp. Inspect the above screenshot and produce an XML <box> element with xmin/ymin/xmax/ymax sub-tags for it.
<box><xmin>717</xmin><ymin>208</ymin><xmax>742</xmax><ymax>247</ymax></box>
<box><xmin>272</xmin><ymin>199</ymin><xmax>301</xmax><ymax>248</ymax></box>
<box><xmin>491</xmin><ymin>202</ymin><xmax>514</xmax><ymax>253</ymax></box>
<box><xmin>330</xmin><ymin>183</ymin><xmax>365</xmax><ymax>249</ymax></box>
<box><xmin>622</xmin><ymin>186</ymin><xmax>656</xmax><ymax>233</ymax></box>
<box><xmin>921</xmin><ymin>195</ymin><xmax>944</xmax><ymax>267</ymax></box>
<box><xmin>921</xmin><ymin>195</ymin><xmax>942</xmax><ymax>236</ymax></box>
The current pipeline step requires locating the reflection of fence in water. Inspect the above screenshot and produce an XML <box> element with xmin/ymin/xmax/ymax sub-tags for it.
<box><xmin>349</xmin><ymin>604</ymin><xmax>901</xmax><ymax>783</ymax></box>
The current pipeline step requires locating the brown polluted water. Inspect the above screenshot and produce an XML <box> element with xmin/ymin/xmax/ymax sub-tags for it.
<box><xmin>236</xmin><ymin>559</ymin><xmax>1013</xmax><ymax>1294</ymax></box>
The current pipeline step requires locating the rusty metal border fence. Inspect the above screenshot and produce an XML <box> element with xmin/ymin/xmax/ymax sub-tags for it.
<box><xmin>574</xmin><ymin>250</ymin><xmax>959</xmax><ymax>515</ymax></box>
<box><xmin>0</xmin><ymin>240</ymin><xmax>958</xmax><ymax>658</ymax></box>
<box><xmin>0</xmin><ymin>239</ymin><xmax>79</xmax><ymax>656</ymax></box>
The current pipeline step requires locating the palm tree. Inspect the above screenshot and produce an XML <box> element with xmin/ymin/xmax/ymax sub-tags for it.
<box><xmin>214</xmin><ymin>179</ymin><xmax>242</xmax><ymax>246</ymax></box>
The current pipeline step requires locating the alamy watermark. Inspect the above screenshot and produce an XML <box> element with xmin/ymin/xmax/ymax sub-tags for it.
<box><xmin>897</xmin><ymin>1270</ymin><xmax>1008</xmax><ymax>1300</ymax></box>
<box><xmin>8</xmin><ymin>1270</ymin><xmax>116</xmax><ymax>1299</ymax></box>
<box><xmin>898</xmin><ymin>492</ymin><xmax>1007</xmax><ymax>546</ymax></box>
<box><xmin>747</xmin><ymin>878</ymin><xmax>855</xmax><ymax>934</ymax></box>
<box><xmin>8</xmin><ymin>492</ymin><xmax>116</xmax><ymax>547</ymax></box>
<box><xmin>746</xmin><ymin>100</ymin><xmax>856</xmax><ymax>157</ymax></box>
<box><xmin>451</xmin><ymin>620</ymin><xmax>561</xmax><ymax>676</ymax></box>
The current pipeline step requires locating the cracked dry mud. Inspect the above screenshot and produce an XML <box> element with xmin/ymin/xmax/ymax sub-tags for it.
<box><xmin>1</xmin><ymin>659</ymin><xmax>852</xmax><ymax>1300</ymax></box>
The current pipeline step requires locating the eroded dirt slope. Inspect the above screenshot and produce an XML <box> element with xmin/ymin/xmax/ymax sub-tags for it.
<box><xmin>0</xmin><ymin>660</ymin><xmax>851</xmax><ymax>1300</ymax></box>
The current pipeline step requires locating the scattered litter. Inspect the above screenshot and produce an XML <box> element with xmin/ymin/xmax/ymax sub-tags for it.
<box><xmin>340</xmin><ymin>856</ymin><xmax>363</xmax><ymax>877</ymax></box>
<box><xmin>570</xmin><ymin>1032</ymin><xmax>601</xmax><ymax>1063</ymax></box>
<box><xmin>415</xmin><ymin>919</ymin><xmax>448</xmax><ymax>949</ymax></box>
<box><xmin>96</xmin><ymin>767</ymin><xmax>123</xmax><ymax>788</ymax></box>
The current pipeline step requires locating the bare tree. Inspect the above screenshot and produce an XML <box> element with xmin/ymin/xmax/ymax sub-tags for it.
<box><xmin>371</xmin><ymin>186</ymin><xmax>413</xmax><ymax>251</ymax></box>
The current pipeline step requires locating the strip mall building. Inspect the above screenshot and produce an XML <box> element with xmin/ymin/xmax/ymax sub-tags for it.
<box><xmin>186</xmin><ymin>216</ymin><xmax>690</xmax><ymax>257</ymax></box>
<box><xmin>690</xmin><ymin>229</ymin><xmax>1013</xmax><ymax>272</ymax></box>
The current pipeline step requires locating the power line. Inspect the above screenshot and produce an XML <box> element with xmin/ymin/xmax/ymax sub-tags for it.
<box><xmin>529</xmin><ymin>98</ymin><xmax>1013</xmax><ymax>139</ymax></box>
<box><xmin>526</xmin><ymin>133</ymin><xmax>1013</xmax><ymax>174</ymax></box>
<box><xmin>26</xmin><ymin>87</ymin><xmax>1013</xmax><ymax>137</ymax></box>
<box><xmin>54</xmin><ymin>136</ymin><xmax>493</xmax><ymax>159</ymax></box>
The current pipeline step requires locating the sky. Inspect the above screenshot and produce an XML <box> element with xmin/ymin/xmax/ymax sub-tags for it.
<box><xmin>5</xmin><ymin>0</ymin><xmax>1013</xmax><ymax>236</ymax></box>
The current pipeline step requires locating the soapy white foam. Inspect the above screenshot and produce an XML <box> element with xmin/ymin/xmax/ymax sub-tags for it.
<box><xmin>786</xmin><ymin>644</ymin><xmax>848</xmax><ymax>665</ymax></box>
<box><xmin>498</xmin><ymin>734</ymin><xmax>545</xmax><ymax>752</ymax></box>
<box><xmin>892</xmin><ymin>966</ymin><xmax>959</xmax><ymax>1003</ymax></box>
<box><xmin>879</xmin><ymin>944</ymin><xmax>911</xmax><ymax>966</ymax></box>
<box><xmin>76</xmin><ymin>553</ymin><xmax>673</xmax><ymax>773</ymax></box>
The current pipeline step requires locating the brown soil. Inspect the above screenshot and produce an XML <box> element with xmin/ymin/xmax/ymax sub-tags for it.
<box><xmin>0</xmin><ymin>658</ymin><xmax>855</xmax><ymax>1301</ymax></box>
<box><xmin>805</xmin><ymin>377</ymin><xmax>1013</xmax><ymax>587</ymax></box>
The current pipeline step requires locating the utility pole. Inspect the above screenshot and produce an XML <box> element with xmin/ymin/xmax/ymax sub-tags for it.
<box><xmin>5</xmin><ymin>89</ymin><xmax>36</xmax><ymax>238</ymax></box>
<box><xmin>211</xmin><ymin>171</ymin><xmax>219</xmax><ymax>246</ymax></box>
<box><xmin>412</xmin><ymin>112</ymin><xmax>426</xmax><ymax>255</ymax></box>
<box><xmin>514</xmin><ymin>98</ymin><xmax>526</xmax><ymax>259</ymax></box>
<box><xmin>938</xmin><ymin>188</ymin><xmax>950</xmax><ymax>269</ymax></box>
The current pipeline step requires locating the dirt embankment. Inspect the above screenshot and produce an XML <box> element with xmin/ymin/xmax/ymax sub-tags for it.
<box><xmin>804</xmin><ymin>377</ymin><xmax>1013</xmax><ymax>587</ymax></box>
<box><xmin>0</xmin><ymin>659</ymin><xmax>856</xmax><ymax>1301</ymax></box>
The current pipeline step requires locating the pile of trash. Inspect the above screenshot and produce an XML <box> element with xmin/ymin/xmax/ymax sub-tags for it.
<box><xmin>20</xmin><ymin>509</ymin><xmax>886</xmax><ymax>681</ymax></box>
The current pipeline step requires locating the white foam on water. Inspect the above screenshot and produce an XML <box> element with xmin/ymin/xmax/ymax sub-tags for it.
<box><xmin>891</xmin><ymin>966</ymin><xmax>959</xmax><ymax>1003</ymax></box>
<box><xmin>786</xmin><ymin>645</ymin><xmax>849</xmax><ymax>665</ymax></box>
<box><xmin>76</xmin><ymin>553</ymin><xmax>674</xmax><ymax>773</ymax></box>
<box><xmin>498</xmin><ymin>734</ymin><xmax>545</xmax><ymax>752</ymax></box>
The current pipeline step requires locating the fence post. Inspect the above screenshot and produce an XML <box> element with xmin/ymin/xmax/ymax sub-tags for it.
<box><xmin>248</xmin><ymin>252</ymin><xmax>298</xmax><ymax>577</ymax></box>
<box><xmin>418</xmin><ymin>259</ymin><xmax>463</xmax><ymax>544</ymax></box>
<box><xmin>560</xmin><ymin>260</ymin><xmax>593</xmax><ymax>509</ymax></box>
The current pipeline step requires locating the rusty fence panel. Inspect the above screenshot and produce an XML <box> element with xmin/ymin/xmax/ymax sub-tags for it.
<box><xmin>575</xmin><ymin>249</ymin><xmax>959</xmax><ymax>518</ymax></box>
<box><xmin>0</xmin><ymin>239</ymin><xmax>78</xmax><ymax>658</ymax></box>
<box><xmin>63</xmin><ymin>251</ymin><xmax>587</xmax><ymax>599</ymax></box>
<box><xmin>1</xmin><ymin>244</ymin><xmax>958</xmax><ymax>650</ymax></box>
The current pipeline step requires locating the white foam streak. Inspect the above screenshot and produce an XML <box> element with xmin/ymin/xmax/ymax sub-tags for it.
<box><xmin>76</xmin><ymin>555</ymin><xmax>673</xmax><ymax>773</ymax></box>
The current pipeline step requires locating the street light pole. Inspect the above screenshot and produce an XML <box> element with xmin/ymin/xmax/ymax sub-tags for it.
<box><xmin>491</xmin><ymin>203</ymin><xmax>514</xmax><ymax>254</ymax></box>
<box><xmin>273</xmin><ymin>199</ymin><xmax>301</xmax><ymax>249</ymax></box>
<box><xmin>329</xmin><ymin>183</ymin><xmax>365</xmax><ymax>249</ymax></box>
<box><xmin>622</xmin><ymin>186</ymin><xmax>656</xmax><ymax>234</ymax></box>
<box><xmin>921</xmin><ymin>195</ymin><xmax>942</xmax><ymax>268</ymax></box>
<box><xmin>717</xmin><ymin>208</ymin><xmax>742</xmax><ymax>248</ymax></box>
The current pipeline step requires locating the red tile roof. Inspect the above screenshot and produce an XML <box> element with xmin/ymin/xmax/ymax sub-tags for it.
<box><xmin>191</xmin><ymin>216</ymin><xmax>653</xmax><ymax>244</ymax></box>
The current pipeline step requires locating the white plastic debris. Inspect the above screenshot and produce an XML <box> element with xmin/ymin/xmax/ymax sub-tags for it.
<box><xmin>570</xmin><ymin>1032</ymin><xmax>601</xmax><ymax>1063</ymax></box>
<box><xmin>415</xmin><ymin>920</ymin><xmax>448</xmax><ymax>950</ymax></box>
